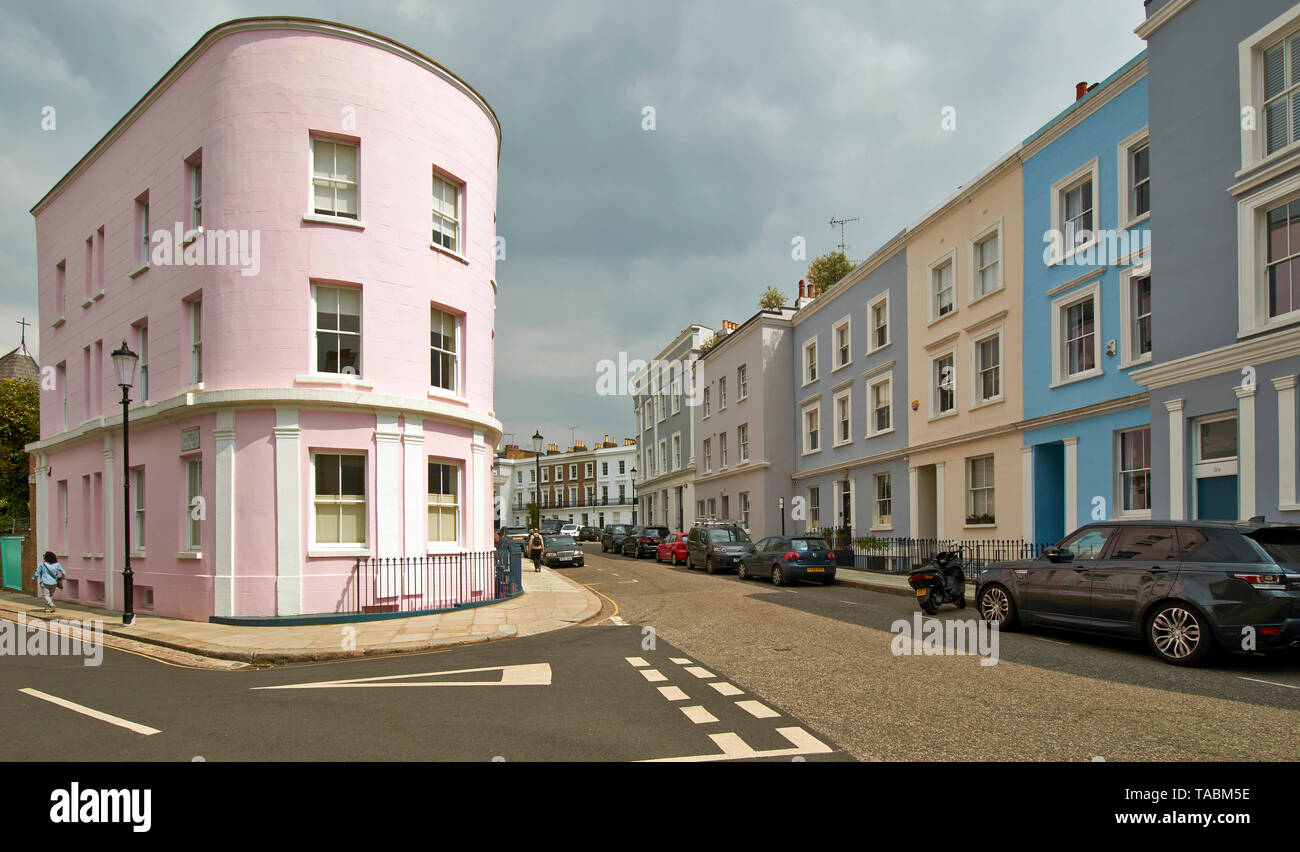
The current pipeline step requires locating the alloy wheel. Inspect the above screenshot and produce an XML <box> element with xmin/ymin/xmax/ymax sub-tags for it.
<box><xmin>1150</xmin><ymin>605</ymin><xmax>1204</xmax><ymax>662</ymax></box>
<box><xmin>980</xmin><ymin>587</ymin><xmax>1010</xmax><ymax>623</ymax></box>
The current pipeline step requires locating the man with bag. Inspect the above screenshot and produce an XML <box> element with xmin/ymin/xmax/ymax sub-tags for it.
<box><xmin>526</xmin><ymin>529</ymin><xmax>544</xmax><ymax>573</ymax></box>
<box><xmin>33</xmin><ymin>551</ymin><xmax>66</xmax><ymax>613</ymax></box>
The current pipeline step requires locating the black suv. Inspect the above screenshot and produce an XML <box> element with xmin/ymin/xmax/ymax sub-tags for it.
<box><xmin>621</xmin><ymin>525</ymin><xmax>671</xmax><ymax>558</ymax></box>
<box><xmin>601</xmin><ymin>524</ymin><xmax>634</xmax><ymax>553</ymax></box>
<box><xmin>687</xmin><ymin>521</ymin><xmax>754</xmax><ymax>574</ymax></box>
<box><xmin>976</xmin><ymin>520</ymin><xmax>1300</xmax><ymax>665</ymax></box>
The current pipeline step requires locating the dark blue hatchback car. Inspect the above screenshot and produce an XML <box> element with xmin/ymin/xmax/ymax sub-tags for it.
<box><xmin>975</xmin><ymin>520</ymin><xmax>1300</xmax><ymax>665</ymax></box>
<box><xmin>738</xmin><ymin>536</ymin><xmax>837</xmax><ymax>586</ymax></box>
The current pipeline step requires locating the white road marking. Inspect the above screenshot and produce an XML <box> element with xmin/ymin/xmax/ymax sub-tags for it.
<box><xmin>839</xmin><ymin>600</ymin><xmax>858</xmax><ymax>605</ymax></box>
<box><xmin>658</xmin><ymin>686</ymin><xmax>689</xmax><ymax>701</ymax></box>
<box><xmin>684</xmin><ymin>666</ymin><xmax>715</xmax><ymax>679</ymax></box>
<box><xmin>639</xmin><ymin>669</ymin><xmax>668</xmax><ymax>682</ymax></box>
<box><xmin>709</xmin><ymin>682</ymin><xmax>744</xmax><ymax>696</ymax></box>
<box><xmin>1239</xmin><ymin>676</ymin><xmax>1300</xmax><ymax>690</ymax></box>
<box><xmin>669</xmin><ymin>657</ymin><xmax>692</xmax><ymax>665</ymax></box>
<box><xmin>626</xmin><ymin>656</ymin><xmax>649</xmax><ymax>667</ymax></box>
<box><xmin>253</xmin><ymin>663</ymin><xmax>552</xmax><ymax>689</ymax></box>
<box><xmin>736</xmin><ymin>699</ymin><xmax>780</xmax><ymax>719</ymax></box>
<box><xmin>640</xmin><ymin>727</ymin><xmax>834</xmax><ymax>762</ymax></box>
<box><xmin>680</xmin><ymin>705</ymin><xmax>718</xmax><ymax>724</ymax></box>
<box><xmin>1024</xmin><ymin>635</ymin><xmax>1070</xmax><ymax>646</ymax></box>
<box><xmin>19</xmin><ymin>688</ymin><xmax>160</xmax><ymax>736</ymax></box>
<box><xmin>609</xmin><ymin>615</ymin><xmax>628</xmax><ymax>626</ymax></box>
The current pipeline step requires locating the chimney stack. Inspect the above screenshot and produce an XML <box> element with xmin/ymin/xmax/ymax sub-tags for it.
<box><xmin>798</xmin><ymin>280</ymin><xmax>806</xmax><ymax>299</ymax></box>
<box><xmin>1075</xmin><ymin>81</ymin><xmax>1089</xmax><ymax>101</ymax></box>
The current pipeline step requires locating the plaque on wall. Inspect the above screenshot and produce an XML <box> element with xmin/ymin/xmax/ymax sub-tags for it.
<box><xmin>181</xmin><ymin>426</ymin><xmax>200</xmax><ymax>452</ymax></box>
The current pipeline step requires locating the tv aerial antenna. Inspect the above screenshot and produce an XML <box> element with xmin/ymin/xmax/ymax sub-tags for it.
<box><xmin>829</xmin><ymin>216</ymin><xmax>860</xmax><ymax>256</ymax></box>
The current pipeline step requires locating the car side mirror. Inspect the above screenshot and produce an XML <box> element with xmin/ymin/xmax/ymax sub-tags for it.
<box><xmin>1044</xmin><ymin>547</ymin><xmax>1072</xmax><ymax>562</ymax></box>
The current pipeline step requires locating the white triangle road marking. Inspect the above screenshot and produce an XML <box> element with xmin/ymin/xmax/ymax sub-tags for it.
<box><xmin>252</xmin><ymin>663</ymin><xmax>553</xmax><ymax>690</ymax></box>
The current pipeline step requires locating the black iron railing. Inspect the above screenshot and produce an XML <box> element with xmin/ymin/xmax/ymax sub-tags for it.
<box><xmin>811</xmin><ymin>529</ymin><xmax>1053</xmax><ymax>575</ymax></box>
<box><xmin>348</xmin><ymin>549</ymin><xmax>521</xmax><ymax>614</ymax></box>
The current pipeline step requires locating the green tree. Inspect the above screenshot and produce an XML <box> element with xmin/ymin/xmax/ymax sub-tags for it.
<box><xmin>526</xmin><ymin>501</ymin><xmax>539</xmax><ymax>529</ymax></box>
<box><xmin>0</xmin><ymin>378</ymin><xmax>38</xmax><ymax>518</ymax></box>
<box><xmin>758</xmin><ymin>285</ymin><xmax>787</xmax><ymax>310</ymax></box>
<box><xmin>807</xmin><ymin>250</ymin><xmax>854</xmax><ymax>296</ymax></box>
<box><xmin>698</xmin><ymin>332</ymin><xmax>721</xmax><ymax>354</ymax></box>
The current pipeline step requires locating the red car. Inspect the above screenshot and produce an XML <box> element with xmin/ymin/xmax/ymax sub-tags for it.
<box><xmin>656</xmin><ymin>532</ymin><xmax>689</xmax><ymax>565</ymax></box>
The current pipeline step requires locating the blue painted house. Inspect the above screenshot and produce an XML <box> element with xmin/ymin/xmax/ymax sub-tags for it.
<box><xmin>1019</xmin><ymin>53</ymin><xmax>1153</xmax><ymax>543</ymax></box>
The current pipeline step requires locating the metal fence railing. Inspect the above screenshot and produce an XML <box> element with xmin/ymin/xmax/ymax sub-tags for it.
<box><xmin>348</xmin><ymin>548</ymin><xmax>522</xmax><ymax>615</ymax></box>
<box><xmin>811</xmin><ymin>527</ymin><xmax>1053</xmax><ymax>575</ymax></box>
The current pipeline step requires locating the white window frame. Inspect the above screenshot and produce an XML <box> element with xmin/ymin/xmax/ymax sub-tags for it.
<box><xmin>802</xmin><ymin>402</ymin><xmax>821</xmax><ymax>455</ymax></box>
<box><xmin>309</xmin><ymin>284</ymin><xmax>363</xmax><ymax>379</ymax></box>
<box><xmin>189</xmin><ymin>297</ymin><xmax>203</xmax><ymax>385</ymax></box>
<box><xmin>807</xmin><ymin>486</ymin><xmax>821</xmax><ymax>532</ymax></box>
<box><xmin>135</xmin><ymin>321</ymin><xmax>149</xmax><ymax>402</ymax></box>
<box><xmin>431</xmin><ymin>169</ymin><xmax>463</xmax><ymax>255</ymax></box>
<box><xmin>866</xmin><ymin>371</ymin><xmax>894</xmax><ymax>438</ymax></box>
<box><xmin>185</xmin><ymin>458</ymin><xmax>203</xmax><ymax>551</ymax></box>
<box><xmin>671</xmin><ymin>378</ymin><xmax>682</xmax><ymax>414</ymax></box>
<box><xmin>929</xmin><ymin>251</ymin><xmax>957</xmax><ymax>322</ymax></box>
<box><xmin>309</xmin><ymin>136</ymin><xmax>360</xmax><ymax>221</ymax></box>
<box><xmin>832</xmin><ymin>387</ymin><xmax>852</xmax><ymax>448</ymax></box>
<box><xmin>703</xmin><ymin>438</ymin><xmax>712</xmax><ymax>473</ymax></box>
<box><xmin>737</xmin><ymin>423</ymin><xmax>749</xmax><ymax>463</ymax></box>
<box><xmin>138</xmin><ymin>201</ymin><xmax>150</xmax><ymax>269</ymax></box>
<box><xmin>737</xmin><ymin>364</ymin><xmax>749</xmax><ymax>400</ymax></box>
<box><xmin>1050</xmin><ymin>280</ymin><xmax>1103</xmax><ymax>387</ymax></box>
<box><xmin>1048</xmin><ymin>158</ymin><xmax>1100</xmax><ymax>266</ymax></box>
<box><xmin>585</xmin><ymin>462</ymin><xmax>594</xmax><ymax>478</ymax></box>
<box><xmin>832</xmin><ymin>316</ymin><xmax>852</xmax><ymax>370</ymax></box>
<box><xmin>1237</xmin><ymin>174</ymin><xmax>1300</xmax><ymax>336</ymax></box>
<box><xmin>803</xmin><ymin>338</ymin><xmax>819</xmax><ymax>385</ymax></box>
<box><xmin>719</xmin><ymin>433</ymin><xmax>728</xmax><ymax>468</ymax></box>
<box><xmin>659</xmin><ymin>440</ymin><xmax>667</xmax><ymax>474</ymax></box>
<box><xmin>968</xmin><ymin>219</ymin><xmax>1004</xmax><ymax>303</ymax></box>
<box><xmin>427</xmin><ymin>459</ymin><xmax>462</xmax><ymax>545</ymax></box>
<box><xmin>190</xmin><ymin>159</ymin><xmax>203</xmax><ymax>232</ymax></box>
<box><xmin>1116</xmin><ymin>126</ymin><xmax>1151</xmax><ymax>227</ymax></box>
<box><xmin>718</xmin><ymin>376</ymin><xmax>727</xmax><ymax>410</ymax></box>
<box><xmin>867</xmin><ymin>291</ymin><xmax>890</xmax><ymax>353</ymax></box>
<box><xmin>873</xmin><ymin>472</ymin><xmax>893</xmax><ymax>531</ymax></box>
<box><xmin>1118</xmin><ymin>260</ymin><xmax>1153</xmax><ymax>368</ymax></box>
<box><xmin>672</xmin><ymin>433</ymin><xmax>681</xmax><ymax>470</ymax></box>
<box><xmin>1240</xmin><ymin>8</ymin><xmax>1300</xmax><ymax>170</ymax></box>
<box><xmin>132</xmin><ymin>468</ymin><xmax>146</xmax><ymax>553</ymax></box>
<box><xmin>1115</xmin><ymin>426</ymin><xmax>1153</xmax><ymax>519</ymax></box>
<box><xmin>965</xmin><ymin>454</ymin><xmax>996</xmax><ymax>527</ymax></box>
<box><xmin>930</xmin><ymin>350</ymin><xmax>957</xmax><ymax>419</ymax></box>
<box><xmin>430</xmin><ymin>306</ymin><xmax>460</xmax><ymax>396</ymax></box>
<box><xmin>703</xmin><ymin>386</ymin><xmax>711</xmax><ymax>419</ymax></box>
<box><xmin>310</xmin><ymin>453</ymin><xmax>368</xmax><ymax>550</ymax></box>
<box><xmin>971</xmin><ymin>327</ymin><xmax>1004</xmax><ymax>407</ymax></box>
<box><xmin>739</xmin><ymin>492</ymin><xmax>750</xmax><ymax>528</ymax></box>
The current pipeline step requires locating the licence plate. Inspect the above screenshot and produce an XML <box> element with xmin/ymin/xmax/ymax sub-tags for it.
<box><xmin>806</xmin><ymin>567</ymin><xmax>824</xmax><ymax>573</ymax></box>
<box><xmin>559</xmin><ymin>556</ymin><xmax>572</xmax><ymax>561</ymax></box>
<box><xmin>915</xmin><ymin>589</ymin><xmax>927</xmax><ymax>597</ymax></box>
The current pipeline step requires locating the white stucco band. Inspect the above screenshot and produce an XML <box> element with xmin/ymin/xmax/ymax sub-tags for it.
<box><xmin>273</xmin><ymin>408</ymin><xmax>302</xmax><ymax>616</ymax></box>
<box><xmin>375</xmin><ymin>414</ymin><xmax>403</xmax><ymax>558</ymax></box>
<box><xmin>1275</xmin><ymin>375</ymin><xmax>1299</xmax><ymax>510</ymax></box>
<box><xmin>1235</xmin><ymin>384</ymin><xmax>1257</xmax><ymax>520</ymax></box>
<box><xmin>214</xmin><ymin>409</ymin><xmax>236</xmax><ymax>618</ymax></box>
<box><xmin>403</xmin><ymin>419</ymin><xmax>425</xmax><ymax>558</ymax></box>
<box><xmin>1166</xmin><ymin>399</ymin><xmax>1186</xmax><ymax>521</ymax></box>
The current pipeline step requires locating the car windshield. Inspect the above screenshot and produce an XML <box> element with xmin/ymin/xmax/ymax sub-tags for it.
<box><xmin>646</xmin><ymin>528</ymin><xmax>669</xmax><ymax>537</ymax></box>
<box><xmin>790</xmin><ymin>538</ymin><xmax>829</xmax><ymax>551</ymax></box>
<box><xmin>708</xmin><ymin>528</ymin><xmax>750</xmax><ymax>543</ymax></box>
<box><xmin>546</xmin><ymin>536</ymin><xmax>575</xmax><ymax>547</ymax></box>
<box><xmin>611</xmin><ymin>526</ymin><xmax>629</xmax><ymax>533</ymax></box>
<box><xmin>1247</xmin><ymin>529</ymin><xmax>1300</xmax><ymax>563</ymax></box>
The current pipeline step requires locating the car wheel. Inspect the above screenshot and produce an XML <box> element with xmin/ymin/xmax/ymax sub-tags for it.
<box><xmin>671</xmin><ymin>551</ymin><xmax>679</xmax><ymax>566</ymax></box>
<box><xmin>978</xmin><ymin>584</ymin><xmax>1019</xmax><ymax>629</ymax></box>
<box><xmin>601</xmin><ymin>541</ymin><xmax>607</xmax><ymax>553</ymax></box>
<box><xmin>706</xmin><ymin>557</ymin><xmax>717</xmax><ymax>575</ymax></box>
<box><xmin>1147</xmin><ymin>602</ymin><xmax>1213</xmax><ymax>666</ymax></box>
<box><xmin>771</xmin><ymin>565</ymin><xmax>784</xmax><ymax>586</ymax></box>
<box><xmin>737</xmin><ymin>561</ymin><xmax>748</xmax><ymax>581</ymax></box>
<box><xmin>686</xmin><ymin>553</ymin><xmax>695</xmax><ymax>570</ymax></box>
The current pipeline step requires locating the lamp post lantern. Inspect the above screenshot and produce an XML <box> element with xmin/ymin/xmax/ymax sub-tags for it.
<box><xmin>531</xmin><ymin>430</ymin><xmax>543</xmax><ymax>529</ymax></box>
<box><xmin>630</xmin><ymin>464</ymin><xmax>637</xmax><ymax>525</ymax></box>
<box><xmin>111</xmin><ymin>340</ymin><xmax>139</xmax><ymax>625</ymax></box>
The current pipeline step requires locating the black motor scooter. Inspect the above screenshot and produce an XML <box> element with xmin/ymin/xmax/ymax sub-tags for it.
<box><xmin>907</xmin><ymin>546</ymin><xmax>968</xmax><ymax>615</ymax></box>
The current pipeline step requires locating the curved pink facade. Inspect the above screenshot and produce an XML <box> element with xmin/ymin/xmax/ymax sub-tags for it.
<box><xmin>29</xmin><ymin>19</ymin><xmax>501</xmax><ymax>620</ymax></box>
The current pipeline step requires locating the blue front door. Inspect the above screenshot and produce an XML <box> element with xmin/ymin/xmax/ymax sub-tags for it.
<box><xmin>1196</xmin><ymin>475</ymin><xmax>1238</xmax><ymax>520</ymax></box>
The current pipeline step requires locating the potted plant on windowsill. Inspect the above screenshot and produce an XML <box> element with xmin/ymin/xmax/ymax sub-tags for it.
<box><xmin>965</xmin><ymin>513</ymin><xmax>996</xmax><ymax>526</ymax></box>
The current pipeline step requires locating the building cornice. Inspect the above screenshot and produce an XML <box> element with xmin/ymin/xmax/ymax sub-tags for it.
<box><xmin>1020</xmin><ymin>56</ymin><xmax>1148</xmax><ymax>161</ymax></box>
<box><xmin>1017</xmin><ymin>392</ymin><xmax>1149</xmax><ymax>434</ymax></box>
<box><xmin>1129</xmin><ymin>325</ymin><xmax>1300</xmax><ymax>390</ymax></box>
<box><xmin>1135</xmin><ymin>0</ymin><xmax>1196</xmax><ymax>40</ymax></box>
<box><xmin>791</xmin><ymin>447</ymin><xmax>907</xmax><ymax>481</ymax></box>
<box><xmin>26</xmin><ymin>386</ymin><xmax>503</xmax><ymax>454</ymax></box>
<box><xmin>791</xmin><ymin>231</ymin><xmax>909</xmax><ymax>327</ymax></box>
<box><xmin>693</xmin><ymin>461</ymin><xmax>771</xmax><ymax>486</ymax></box>
<box><xmin>31</xmin><ymin>16</ymin><xmax>502</xmax><ymax>217</ymax></box>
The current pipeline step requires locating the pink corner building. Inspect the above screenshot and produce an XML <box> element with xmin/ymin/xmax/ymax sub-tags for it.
<box><xmin>27</xmin><ymin>18</ymin><xmax>502</xmax><ymax>620</ymax></box>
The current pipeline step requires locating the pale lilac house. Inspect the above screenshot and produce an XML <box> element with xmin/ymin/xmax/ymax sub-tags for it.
<box><xmin>27</xmin><ymin>18</ymin><xmax>502</xmax><ymax>620</ymax></box>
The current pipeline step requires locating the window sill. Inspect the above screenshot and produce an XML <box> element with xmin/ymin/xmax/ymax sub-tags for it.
<box><xmin>295</xmin><ymin>374</ymin><xmax>374</xmax><ymax>390</ymax></box>
<box><xmin>963</xmin><ymin>523</ymin><xmax>997</xmax><ymax>530</ymax></box>
<box><xmin>832</xmin><ymin>361</ymin><xmax>852</xmax><ymax>374</ymax></box>
<box><xmin>92</xmin><ymin>290</ymin><xmax>105</xmax><ymax>302</ymax></box>
<box><xmin>430</xmin><ymin>243</ymin><xmax>469</xmax><ymax>264</ymax></box>
<box><xmin>927</xmin><ymin>310</ymin><xmax>958</xmax><ymax>329</ymax></box>
<box><xmin>80</xmin><ymin>552</ymin><xmax>103</xmax><ymax>560</ymax></box>
<box><xmin>802</xmin><ymin>378</ymin><xmax>819</xmax><ymax>388</ymax></box>
<box><xmin>1116</xmin><ymin>510</ymin><xmax>1153</xmax><ymax>520</ymax></box>
<box><xmin>428</xmin><ymin>387</ymin><xmax>468</xmax><ymax>405</ymax></box>
<box><xmin>969</xmin><ymin>396</ymin><xmax>1005</xmax><ymax>411</ymax></box>
<box><xmin>1238</xmin><ymin>313</ymin><xmax>1300</xmax><ymax>340</ymax></box>
<box><xmin>967</xmin><ymin>286</ymin><xmax>1003</xmax><ymax>308</ymax></box>
<box><xmin>302</xmin><ymin>213</ymin><xmax>366</xmax><ymax>230</ymax></box>
<box><xmin>175</xmin><ymin>551</ymin><xmax>202</xmax><ymax>560</ymax></box>
<box><xmin>52</xmin><ymin>317</ymin><xmax>65</xmax><ymax>329</ymax></box>
<box><xmin>1120</xmin><ymin>211</ymin><xmax>1151</xmax><ymax>230</ymax></box>
<box><xmin>1049</xmin><ymin>367</ymin><xmax>1103</xmax><ymax>389</ymax></box>
<box><xmin>801</xmin><ymin>448</ymin><xmax>822</xmax><ymax>457</ymax></box>
<box><xmin>1119</xmin><ymin>353</ymin><xmax>1152</xmax><ymax>370</ymax></box>
<box><xmin>427</xmin><ymin>543</ymin><xmax>464</xmax><ymax>554</ymax></box>
<box><xmin>928</xmin><ymin>410</ymin><xmax>958</xmax><ymax>422</ymax></box>
<box><xmin>866</xmin><ymin>342</ymin><xmax>891</xmax><ymax>356</ymax></box>
<box><xmin>866</xmin><ymin>427</ymin><xmax>895</xmax><ymax>439</ymax></box>
<box><xmin>130</xmin><ymin>551</ymin><xmax>146</xmax><ymax>559</ymax></box>
<box><xmin>1047</xmin><ymin>238</ymin><xmax>1099</xmax><ymax>268</ymax></box>
<box><xmin>307</xmin><ymin>548</ymin><xmax>371</xmax><ymax>558</ymax></box>
<box><xmin>80</xmin><ymin>298</ymin><xmax>93</xmax><ymax>309</ymax></box>
<box><xmin>182</xmin><ymin>227</ymin><xmax>203</xmax><ymax>247</ymax></box>
<box><xmin>129</xmin><ymin>264</ymin><xmax>149</xmax><ymax>279</ymax></box>
<box><xmin>179</xmin><ymin>383</ymin><xmax>205</xmax><ymax>394</ymax></box>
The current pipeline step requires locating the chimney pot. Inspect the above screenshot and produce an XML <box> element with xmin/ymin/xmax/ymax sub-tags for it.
<box><xmin>798</xmin><ymin>280</ymin><xmax>806</xmax><ymax>298</ymax></box>
<box><xmin>1075</xmin><ymin>81</ymin><xmax>1089</xmax><ymax>101</ymax></box>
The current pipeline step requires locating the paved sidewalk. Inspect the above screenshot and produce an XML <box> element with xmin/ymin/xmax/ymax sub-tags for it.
<box><xmin>0</xmin><ymin>565</ymin><xmax>601</xmax><ymax>667</ymax></box>
<box><xmin>835</xmin><ymin>566</ymin><xmax>976</xmax><ymax>603</ymax></box>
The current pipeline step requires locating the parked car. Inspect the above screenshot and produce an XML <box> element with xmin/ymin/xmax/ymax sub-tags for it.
<box><xmin>540</xmin><ymin>519</ymin><xmax>562</xmax><ymax>535</ymax></box>
<box><xmin>601</xmin><ymin>524</ymin><xmax>634</xmax><ymax>553</ymax></box>
<box><xmin>622</xmin><ymin>525</ymin><xmax>671</xmax><ymax>558</ymax></box>
<box><xmin>577</xmin><ymin>526</ymin><xmax>600</xmax><ymax>542</ymax></box>
<box><xmin>686</xmin><ymin>521</ymin><xmax>754</xmax><ymax>573</ymax></box>
<box><xmin>560</xmin><ymin>523</ymin><xmax>582</xmax><ymax>539</ymax></box>
<box><xmin>976</xmin><ymin>519</ymin><xmax>1300</xmax><ymax>666</ymax></box>
<box><xmin>656</xmin><ymin>532</ymin><xmax>689</xmax><ymax>565</ymax></box>
<box><xmin>738</xmin><ymin>536</ymin><xmax>837</xmax><ymax>586</ymax></box>
<box><xmin>541</xmin><ymin>535</ymin><xmax>585</xmax><ymax>568</ymax></box>
<box><xmin>499</xmin><ymin>526</ymin><xmax>529</xmax><ymax>546</ymax></box>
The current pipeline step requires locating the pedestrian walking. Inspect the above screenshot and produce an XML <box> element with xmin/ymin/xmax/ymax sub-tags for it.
<box><xmin>33</xmin><ymin>551</ymin><xmax>66</xmax><ymax>613</ymax></box>
<box><xmin>527</xmin><ymin>528</ymin><xmax>544</xmax><ymax>572</ymax></box>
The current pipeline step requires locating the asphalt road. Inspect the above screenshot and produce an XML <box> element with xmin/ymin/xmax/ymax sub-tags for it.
<box><xmin>570</xmin><ymin>541</ymin><xmax>1300</xmax><ymax>760</ymax></box>
<box><xmin>0</xmin><ymin>606</ymin><xmax>847</xmax><ymax>762</ymax></box>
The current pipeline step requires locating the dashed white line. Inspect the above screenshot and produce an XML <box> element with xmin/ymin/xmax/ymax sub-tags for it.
<box><xmin>1023</xmin><ymin>635</ymin><xmax>1070</xmax><ymax>646</ymax></box>
<box><xmin>680</xmin><ymin>705</ymin><xmax>719</xmax><ymax>724</ymax></box>
<box><xmin>625</xmin><ymin>656</ymin><xmax>648</xmax><ymax>667</ymax></box>
<box><xmin>18</xmin><ymin>688</ymin><xmax>160</xmax><ymax>736</ymax></box>
<box><xmin>1239</xmin><ymin>676</ymin><xmax>1300</xmax><ymax>690</ymax></box>
<box><xmin>736</xmin><ymin>699</ymin><xmax>780</xmax><ymax>719</ymax></box>
<box><xmin>709</xmin><ymin>682</ymin><xmax>744</xmax><ymax>696</ymax></box>
<box><xmin>658</xmin><ymin>686</ymin><xmax>689</xmax><ymax>701</ymax></box>
<box><xmin>609</xmin><ymin>615</ymin><xmax>628</xmax><ymax>626</ymax></box>
<box><xmin>684</xmin><ymin>666</ymin><xmax>715</xmax><ymax>679</ymax></box>
<box><xmin>669</xmin><ymin>657</ymin><xmax>692</xmax><ymax>665</ymax></box>
<box><xmin>639</xmin><ymin>669</ymin><xmax>668</xmax><ymax>682</ymax></box>
<box><xmin>640</xmin><ymin>727</ymin><xmax>834</xmax><ymax>762</ymax></box>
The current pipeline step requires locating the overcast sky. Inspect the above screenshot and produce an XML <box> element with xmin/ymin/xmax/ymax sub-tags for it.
<box><xmin>0</xmin><ymin>0</ymin><xmax>1146</xmax><ymax>449</ymax></box>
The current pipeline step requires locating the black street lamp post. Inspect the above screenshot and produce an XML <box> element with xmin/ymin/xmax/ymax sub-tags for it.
<box><xmin>630</xmin><ymin>464</ymin><xmax>638</xmax><ymax>525</ymax></box>
<box><xmin>111</xmin><ymin>340</ymin><xmax>139</xmax><ymax>626</ymax></box>
<box><xmin>532</xmin><ymin>430</ymin><xmax>543</xmax><ymax>529</ymax></box>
